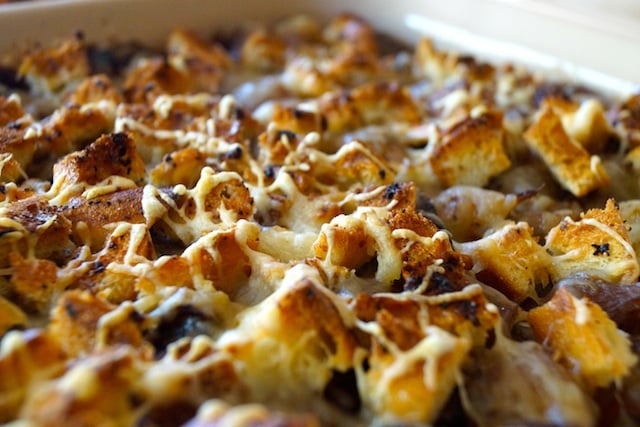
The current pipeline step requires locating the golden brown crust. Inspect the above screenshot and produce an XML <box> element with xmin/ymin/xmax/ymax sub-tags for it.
<box><xmin>19</xmin><ymin>347</ymin><xmax>143</xmax><ymax>427</ymax></box>
<box><xmin>123</xmin><ymin>57</ymin><xmax>191</xmax><ymax>104</ymax></box>
<box><xmin>319</xmin><ymin>82</ymin><xmax>421</xmax><ymax>133</ymax></box>
<box><xmin>0</xmin><ymin>96</ymin><xmax>29</xmax><ymax>127</ymax></box>
<box><xmin>545</xmin><ymin>199</ymin><xmax>639</xmax><ymax>283</ymax></box>
<box><xmin>524</xmin><ymin>103</ymin><xmax>610</xmax><ymax>197</ymax></box>
<box><xmin>0</xmin><ymin>330</ymin><xmax>67</xmax><ymax>422</ymax></box>
<box><xmin>241</xmin><ymin>30</ymin><xmax>287</xmax><ymax>73</ymax></box>
<box><xmin>529</xmin><ymin>287</ymin><xmax>637</xmax><ymax>390</ymax></box>
<box><xmin>18</xmin><ymin>37</ymin><xmax>89</xmax><ymax>94</ymax></box>
<box><xmin>48</xmin><ymin>290</ymin><xmax>149</xmax><ymax>357</ymax></box>
<box><xmin>0</xmin><ymin>195</ymin><xmax>75</xmax><ymax>267</ymax></box>
<box><xmin>352</xmin><ymin>286</ymin><xmax>498</xmax><ymax>422</ymax></box>
<box><xmin>9</xmin><ymin>253</ymin><xmax>59</xmax><ymax>313</ymax></box>
<box><xmin>52</xmin><ymin>131</ymin><xmax>146</xmax><ymax>188</ymax></box>
<box><xmin>429</xmin><ymin>110</ymin><xmax>511</xmax><ymax>187</ymax></box>
<box><xmin>39</xmin><ymin>102</ymin><xmax>116</xmax><ymax>157</ymax></box>
<box><xmin>66</xmin><ymin>74</ymin><xmax>124</xmax><ymax>105</ymax></box>
<box><xmin>61</xmin><ymin>189</ymin><xmax>146</xmax><ymax>251</ymax></box>
<box><xmin>167</xmin><ymin>29</ymin><xmax>232</xmax><ymax>94</ymax></box>
<box><xmin>462</xmin><ymin>222</ymin><xmax>552</xmax><ymax>303</ymax></box>
<box><xmin>0</xmin><ymin>127</ymin><xmax>35</xmax><ymax>181</ymax></box>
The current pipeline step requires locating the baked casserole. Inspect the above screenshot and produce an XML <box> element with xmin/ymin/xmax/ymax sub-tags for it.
<box><xmin>0</xmin><ymin>12</ymin><xmax>639</xmax><ymax>427</ymax></box>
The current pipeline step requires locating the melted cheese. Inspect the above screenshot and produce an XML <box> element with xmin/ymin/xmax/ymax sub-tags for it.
<box><xmin>214</xmin><ymin>265</ymin><xmax>325</xmax><ymax>397</ymax></box>
<box><xmin>573</xmin><ymin>297</ymin><xmax>591</xmax><ymax>326</ymax></box>
<box><xmin>0</xmin><ymin>153</ymin><xmax>26</xmax><ymax>180</ymax></box>
<box><xmin>23</xmin><ymin>123</ymin><xmax>44</xmax><ymax>140</ymax></box>
<box><xmin>95</xmin><ymin>301</ymin><xmax>136</xmax><ymax>350</ymax></box>
<box><xmin>379</xmin><ymin>326</ymin><xmax>461</xmax><ymax>391</ymax></box>
<box><xmin>0</xmin><ymin>330</ymin><xmax>26</xmax><ymax>356</ymax></box>
<box><xmin>319</xmin><ymin>205</ymin><xmax>402</xmax><ymax>286</ymax></box>
<box><xmin>57</xmin><ymin>365</ymin><xmax>100</xmax><ymax>400</ymax></box>
<box><xmin>142</xmin><ymin>169</ymin><xmax>249</xmax><ymax>244</ymax></box>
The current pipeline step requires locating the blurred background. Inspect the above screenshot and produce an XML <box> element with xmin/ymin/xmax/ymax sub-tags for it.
<box><xmin>0</xmin><ymin>0</ymin><xmax>636</xmax><ymax>90</ymax></box>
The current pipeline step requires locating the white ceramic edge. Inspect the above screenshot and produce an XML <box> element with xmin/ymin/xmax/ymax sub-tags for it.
<box><xmin>405</xmin><ymin>14</ymin><xmax>639</xmax><ymax>98</ymax></box>
<box><xmin>410</xmin><ymin>0</ymin><xmax>640</xmax><ymax>91</ymax></box>
<box><xmin>0</xmin><ymin>0</ymin><xmax>636</xmax><ymax>98</ymax></box>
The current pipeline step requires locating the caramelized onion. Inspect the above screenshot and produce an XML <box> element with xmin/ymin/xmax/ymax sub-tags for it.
<box><xmin>462</xmin><ymin>338</ymin><xmax>597</xmax><ymax>427</ymax></box>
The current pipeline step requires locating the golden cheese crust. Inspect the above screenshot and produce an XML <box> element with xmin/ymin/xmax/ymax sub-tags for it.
<box><xmin>0</xmin><ymin>12</ymin><xmax>638</xmax><ymax>427</ymax></box>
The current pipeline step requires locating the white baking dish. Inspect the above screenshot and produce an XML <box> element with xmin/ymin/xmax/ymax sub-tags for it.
<box><xmin>0</xmin><ymin>0</ymin><xmax>637</xmax><ymax>96</ymax></box>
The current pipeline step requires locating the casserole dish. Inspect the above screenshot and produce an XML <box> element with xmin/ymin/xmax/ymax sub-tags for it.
<box><xmin>0</xmin><ymin>0</ymin><xmax>637</xmax><ymax>93</ymax></box>
<box><xmin>0</xmin><ymin>1</ymin><xmax>638</xmax><ymax>426</ymax></box>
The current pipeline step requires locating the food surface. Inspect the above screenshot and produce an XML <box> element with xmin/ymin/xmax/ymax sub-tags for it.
<box><xmin>0</xmin><ymin>12</ymin><xmax>639</xmax><ymax>427</ymax></box>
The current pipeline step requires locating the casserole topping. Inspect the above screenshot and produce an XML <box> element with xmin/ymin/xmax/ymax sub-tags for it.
<box><xmin>0</xmin><ymin>13</ymin><xmax>639</xmax><ymax>427</ymax></box>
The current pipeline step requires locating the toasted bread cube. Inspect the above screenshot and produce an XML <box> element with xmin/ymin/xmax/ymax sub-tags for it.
<box><xmin>414</xmin><ymin>38</ymin><xmax>458</xmax><ymax>86</ymax></box>
<box><xmin>0</xmin><ymin>195</ymin><xmax>75</xmax><ymax>268</ymax></box>
<box><xmin>428</xmin><ymin>111</ymin><xmax>511</xmax><ymax>187</ymax></box>
<box><xmin>188</xmin><ymin>227</ymin><xmax>256</xmax><ymax>297</ymax></box>
<box><xmin>48</xmin><ymin>290</ymin><xmax>147</xmax><ymax>357</ymax></box>
<box><xmin>282</xmin><ymin>14</ymin><xmax>379</xmax><ymax>97</ymax></box>
<box><xmin>241</xmin><ymin>30</ymin><xmax>287</xmax><ymax>72</ymax></box>
<box><xmin>66</xmin><ymin>74</ymin><xmax>123</xmax><ymax>105</ymax></box>
<box><xmin>319</xmin><ymin>82</ymin><xmax>421</xmax><ymax>133</ymax></box>
<box><xmin>167</xmin><ymin>28</ymin><xmax>232</xmax><ymax>67</ymax></box>
<box><xmin>0</xmin><ymin>112</ymin><xmax>34</xmax><ymax>180</ymax></box>
<box><xmin>18</xmin><ymin>38</ymin><xmax>89</xmax><ymax>94</ymax></box>
<box><xmin>270</xmin><ymin>104</ymin><xmax>326</xmax><ymax>136</ymax></box>
<box><xmin>216</xmin><ymin>266</ymin><xmax>359</xmax><ymax>401</ymax></box>
<box><xmin>461</xmin><ymin>222</ymin><xmax>552</xmax><ymax>302</ymax></box>
<box><xmin>167</xmin><ymin>28</ymin><xmax>232</xmax><ymax>94</ymax></box>
<box><xmin>75</xmin><ymin>223</ymin><xmax>155</xmax><ymax>303</ymax></box>
<box><xmin>354</xmin><ymin>284</ymin><xmax>499</xmax><ymax>347</ymax></box>
<box><xmin>313</xmin><ymin>206</ymin><xmax>400</xmax><ymax>285</ymax></box>
<box><xmin>0</xmin><ymin>126</ymin><xmax>36</xmax><ymax>181</ymax></box>
<box><xmin>529</xmin><ymin>287</ymin><xmax>637</xmax><ymax>389</ymax></box>
<box><xmin>123</xmin><ymin>57</ymin><xmax>190</xmax><ymax>104</ymax></box>
<box><xmin>20</xmin><ymin>347</ymin><xmax>143</xmax><ymax>427</ymax></box>
<box><xmin>51</xmin><ymin>132</ymin><xmax>146</xmax><ymax>193</ymax></box>
<box><xmin>352</xmin><ymin>287</ymin><xmax>499</xmax><ymax>423</ymax></box>
<box><xmin>545</xmin><ymin>199</ymin><xmax>639</xmax><ymax>284</ymax></box>
<box><xmin>313</xmin><ymin>217</ymin><xmax>376</xmax><ymax>271</ymax></box>
<box><xmin>9</xmin><ymin>253</ymin><xmax>59</xmax><ymax>314</ymax></box>
<box><xmin>361</xmin><ymin>326</ymin><xmax>470</xmax><ymax>423</ymax></box>
<box><xmin>320</xmin><ymin>141</ymin><xmax>395</xmax><ymax>188</ymax></box>
<box><xmin>0</xmin><ymin>330</ymin><xmax>67</xmax><ymax>422</ymax></box>
<box><xmin>0</xmin><ymin>95</ymin><xmax>31</xmax><ymax>127</ymax></box>
<box><xmin>0</xmin><ymin>152</ymin><xmax>27</xmax><ymax>183</ymax></box>
<box><xmin>149</xmin><ymin>147</ymin><xmax>207</xmax><ymax>187</ymax></box>
<box><xmin>282</xmin><ymin>55</ymin><xmax>340</xmax><ymax>98</ymax></box>
<box><xmin>323</xmin><ymin>13</ymin><xmax>377</xmax><ymax>54</ymax></box>
<box><xmin>60</xmin><ymin>189</ymin><xmax>146</xmax><ymax>252</ymax></box>
<box><xmin>524</xmin><ymin>104</ymin><xmax>610</xmax><ymax>197</ymax></box>
<box><xmin>544</xmin><ymin>97</ymin><xmax>613</xmax><ymax>153</ymax></box>
<box><xmin>37</xmin><ymin>101</ymin><xmax>116</xmax><ymax>156</ymax></box>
